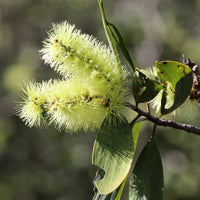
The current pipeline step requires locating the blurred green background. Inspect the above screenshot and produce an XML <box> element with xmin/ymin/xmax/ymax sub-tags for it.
<box><xmin>0</xmin><ymin>0</ymin><xmax>200</xmax><ymax>199</ymax></box>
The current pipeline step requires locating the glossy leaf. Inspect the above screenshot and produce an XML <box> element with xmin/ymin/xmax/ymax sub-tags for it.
<box><xmin>93</xmin><ymin>170</ymin><xmax>127</xmax><ymax>200</ymax></box>
<box><xmin>108</xmin><ymin>22</ymin><xmax>137</xmax><ymax>72</ymax></box>
<box><xmin>97</xmin><ymin>0</ymin><xmax>121</xmax><ymax>65</ymax></box>
<box><xmin>139</xmin><ymin>69</ymin><xmax>161</xmax><ymax>83</ymax></box>
<box><xmin>92</xmin><ymin>114</ymin><xmax>134</xmax><ymax>194</ymax></box>
<box><xmin>129</xmin><ymin>138</ymin><xmax>164</xmax><ymax>200</ymax></box>
<box><xmin>132</xmin><ymin>121</ymin><xmax>141</xmax><ymax>152</ymax></box>
<box><xmin>115</xmin><ymin>177</ymin><xmax>127</xmax><ymax>200</ymax></box>
<box><xmin>155</xmin><ymin>61</ymin><xmax>193</xmax><ymax>114</ymax></box>
<box><xmin>132</xmin><ymin>71</ymin><xmax>163</xmax><ymax>103</ymax></box>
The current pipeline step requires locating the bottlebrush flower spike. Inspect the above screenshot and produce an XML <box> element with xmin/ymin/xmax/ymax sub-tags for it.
<box><xmin>17</xmin><ymin>81</ymin><xmax>49</xmax><ymax>127</ymax></box>
<box><xmin>17</xmin><ymin>77</ymin><xmax>128</xmax><ymax>132</ymax></box>
<box><xmin>40</xmin><ymin>21</ymin><xmax>121</xmax><ymax>80</ymax></box>
<box><xmin>17</xmin><ymin>21</ymin><xmax>130</xmax><ymax>132</ymax></box>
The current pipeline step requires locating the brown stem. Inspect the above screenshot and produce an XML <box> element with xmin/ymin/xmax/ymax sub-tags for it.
<box><xmin>146</xmin><ymin>102</ymin><xmax>150</xmax><ymax>114</ymax></box>
<box><xmin>130</xmin><ymin>114</ymin><xmax>141</xmax><ymax>127</ymax></box>
<box><xmin>125</xmin><ymin>102</ymin><xmax>200</xmax><ymax>136</ymax></box>
<box><xmin>152</xmin><ymin>124</ymin><xmax>157</xmax><ymax>138</ymax></box>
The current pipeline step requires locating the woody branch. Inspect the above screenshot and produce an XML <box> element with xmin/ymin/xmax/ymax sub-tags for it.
<box><xmin>125</xmin><ymin>102</ymin><xmax>200</xmax><ymax>136</ymax></box>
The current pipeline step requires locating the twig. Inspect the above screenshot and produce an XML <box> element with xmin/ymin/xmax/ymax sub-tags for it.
<box><xmin>146</xmin><ymin>102</ymin><xmax>150</xmax><ymax>114</ymax></box>
<box><xmin>130</xmin><ymin>114</ymin><xmax>141</xmax><ymax>127</ymax></box>
<box><xmin>152</xmin><ymin>124</ymin><xmax>157</xmax><ymax>138</ymax></box>
<box><xmin>125</xmin><ymin>102</ymin><xmax>200</xmax><ymax>136</ymax></box>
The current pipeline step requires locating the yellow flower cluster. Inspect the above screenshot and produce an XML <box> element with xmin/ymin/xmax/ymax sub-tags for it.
<box><xmin>17</xmin><ymin>21</ymin><xmax>130</xmax><ymax>132</ymax></box>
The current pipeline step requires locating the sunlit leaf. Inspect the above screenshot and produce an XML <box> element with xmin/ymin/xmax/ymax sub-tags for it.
<box><xmin>115</xmin><ymin>177</ymin><xmax>127</xmax><ymax>200</ymax></box>
<box><xmin>92</xmin><ymin>114</ymin><xmax>134</xmax><ymax>194</ymax></box>
<box><xmin>93</xmin><ymin>170</ymin><xmax>127</xmax><ymax>200</ymax></box>
<box><xmin>139</xmin><ymin>69</ymin><xmax>161</xmax><ymax>83</ymax></box>
<box><xmin>129</xmin><ymin>138</ymin><xmax>164</xmax><ymax>200</ymax></box>
<box><xmin>155</xmin><ymin>61</ymin><xmax>193</xmax><ymax>114</ymax></box>
<box><xmin>97</xmin><ymin>0</ymin><xmax>121</xmax><ymax>64</ymax></box>
<box><xmin>132</xmin><ymin>121</ymin><xmax>141</xmax><ymax>152</ymax></box>
<box><xmin>132</xmin><ymin>71</ymin><xmax>163</xmax><ymax>103</ymax></box>
<box><xmin>108</xmin><ymin>22</ymin><xmax>137</xmax><ymax>72</ymax></box>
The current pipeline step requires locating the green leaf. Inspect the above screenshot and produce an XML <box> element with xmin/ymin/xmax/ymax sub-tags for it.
<box><xmin>93</xmin><ymin>170</ymin><xmax>127</xmax><ymax>200</ymax></box>
<box><xmin>108</xmin><ymin>22</ymin><xmax>137</xmax><ymax>72</ymax></box>
<box><xmin>97</xmin><ymin>0</ymin><xmax>121</xmax><ymax>65</ymax></box>
<box><xmin>155</xmin><ymin>61</ymin><xmax>193</xmax><ymax>114</ymax></box>
<box><xmin>139</xmin><ymin>69</ymin><xmax>161</xmax><ymax>83</ymax></box>
<box><xmin>115</xmin><ymin>177</ymin><xmax>127</xmax><ymax>200</ymax></box>
<box><xmin>132</xmin><ymin>121</ymin><xmax>141</xmax><ymax>152</ymax></box>
<box><xmin>129</xmin><ymin>138</ymin><xmax>164</xmax><ymax>200</ymax></box>
<box><xmin>92</xmin><ymin>114</ymin><xmax>134</xmax><ymax>194</ymax></box>
<box><xmin>132</xmin><ymin>71</ymin><xmax>163</xmax><ymax>103</ymax></box>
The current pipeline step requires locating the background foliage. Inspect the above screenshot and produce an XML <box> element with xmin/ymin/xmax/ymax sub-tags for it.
<box><xmin>0</xmin><ymin>0</ymin><xmax>200</xmax><ymax>199</ymax></box>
